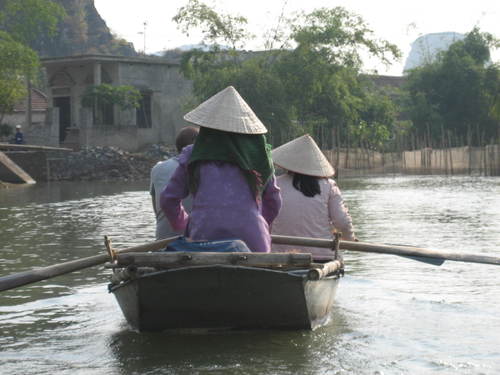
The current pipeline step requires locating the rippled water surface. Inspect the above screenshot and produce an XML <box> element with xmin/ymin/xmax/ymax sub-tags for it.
<box><xmin>1</xmin><ymin>176</ymin><xmax>499</xmax><ymax>374</ymax></box>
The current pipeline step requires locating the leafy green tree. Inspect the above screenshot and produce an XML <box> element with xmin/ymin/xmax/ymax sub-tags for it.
<box><xmin>0</xmin><ymin>0</ymin><xmax>66</xmax><ymax>49</ymax></box>
<box><xmin>485</xmin><ymin>67</ymin><xmax>500</xmax><ymax>121</ymax></box>
<box><xmin>271</xmin><ymin>7</ymin><xmax>399</xmax><ymax>148</ymax></box>
<box><xmin>289</xmin><ymin>7</ymin><xmax>399</xmax><ymax>68</ymax></box>
<box><xmin>353</xmin><ymin>87</ymin><xmax>396</xmax><ymax>150</ymax></box>
<box><xmin>0</xmin><ymin>30</ymin><xmax>38</xmax><ymax>124</ymax></box>
<box><xmin>173</xmin><ymin>2</ymin><xmax>400</xmax><ymax>149</ymax></box>
<box><xmin>173</xmin><ymin>0</ymin><xmax>250</xmax><ymax>50</ymax></box>
<box><xmin>404</xmin><ymin>28</ymin><xmax>500</xmax><ymax>147</ymax></box>
<box><xmin>0</xmin><ymin>0</ymin><xmax>66</xmax><ymax>128</ymax></box>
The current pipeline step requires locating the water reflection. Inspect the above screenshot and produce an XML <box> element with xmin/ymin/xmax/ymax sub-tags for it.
<box><xmin>0</xmin><ymin>180</ymin><xmax>148</xmax><ymax>207</ymax></box>
<box><xmin>108</xmin><ymin>308</ymin><xmax>351</xmax><ymax>375</ymax></box>
<box><xmin>0</xmin><ymin>181</ymin><xmax>155</xmax><ymax>280</ymax></box>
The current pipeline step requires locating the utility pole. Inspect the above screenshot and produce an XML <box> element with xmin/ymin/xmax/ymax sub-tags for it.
<box><xmin>138</xmin><ymin>21</ymin><xmax>147</xmax><ymax>55</ymax></box>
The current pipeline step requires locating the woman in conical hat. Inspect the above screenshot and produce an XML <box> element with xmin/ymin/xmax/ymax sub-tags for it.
<box><xmin>160</xmin><ymin>86</ymin><xmax>281</xmax><ymax>252</ymax></box>
<box><xmin>271</xmin><ymin>134</ymin><xmax>356</xmax><ymax>257</ymax></box>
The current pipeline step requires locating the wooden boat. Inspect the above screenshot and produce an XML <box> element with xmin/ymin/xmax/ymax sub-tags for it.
<box><xmin>2</xmin><ymin>234</ymin><xmax>497</xmax><ymax>326</ymax></box>
<box><xmin>107</xmin><ymin>249</ymin><xmax>343</xmax><ymax>332</ymax></box>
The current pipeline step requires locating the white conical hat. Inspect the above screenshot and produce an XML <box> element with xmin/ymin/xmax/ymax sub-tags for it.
<box><xmin>183</xmin><ymin>86</ymin><xmax>267</xmax><ymax>134</ymax></box>
<box><xmin>272</xmin><ymin>134</ymin><xmax>335</xmax><ymax>177</ymax></box>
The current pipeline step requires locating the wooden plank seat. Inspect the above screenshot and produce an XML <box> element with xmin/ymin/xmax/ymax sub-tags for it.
<box><xmin>114</xmin><ymin>251</ymin><xmax>313</xmax><ymax>269</ymax></box>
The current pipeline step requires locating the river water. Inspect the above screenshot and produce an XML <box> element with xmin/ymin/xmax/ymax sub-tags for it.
<box><xmin>0</xmin><ymin>176</ymin><xmax>499</xmax><ymax>375</ymax></box>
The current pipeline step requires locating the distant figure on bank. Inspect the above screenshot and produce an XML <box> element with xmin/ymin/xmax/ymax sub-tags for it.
<box><xmin>14</xmin><ymin>125</ymin><xmax>24</xmax><ymax>144</ymax></box>
<box><xmin>271</xmin><ymin>134</ymin><xmax>356</xmax><ymax>257</ymax></box>
<box><xmin>160</xmin><ymin>86</ymin><xmax>282</xmax><ymax>252</ymax></box>
<box><xmin>150</xmin><ymin>126</ymin><xmax>199</xmax><ymax>239</ymax></box>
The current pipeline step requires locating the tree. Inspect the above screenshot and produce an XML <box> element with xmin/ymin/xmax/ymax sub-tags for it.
<box><xmin>404</xmin><ymin>28</ymin><xmax>500</xmax><ymax>147</ymax></box>
<box><xmin>0</xmin><ymin>0</ymin><xmax>66</xmax><ymax>49</ymax></box>
<box><xmin>173</xmin><ymin>2</ymin><xmax>400</xmax><ymax>149</ymax></box>
<box><xmin>0</xmin><ymin>31</ymin><xmax>38</xmax><ymax>124</ymax></box>
<box><xmin>353</xmin><ymin>85</ymin><xmax>396</xmax><ymax>150</ymax></box>
<box><xmin>270</xmin><ymin>7</ymin><xmax>400</xmax><ymax>148</ymax></box>
<box><xmin>289</xmin><ymin>7</ymin><xmax>399</xmax><ymax>68</ymax></box>
<box><xmin>173</xmin><ymin>0</ymin><xmax>250</xmax><ymax>50</ymax></box>
<box><xmin>0</xmin><ymin>0</ymin><xmax>66</xmax><ymax>128</ymax></box>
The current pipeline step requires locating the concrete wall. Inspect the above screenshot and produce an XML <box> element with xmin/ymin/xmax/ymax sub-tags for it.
<box><xmin>1</xmin><ymin>110</ymin><xmax>59</xmax><ymax>147</ymax></box>
<box><xmin>43</xmin><ymin>57</ymin><xmax>193</xmax><ymax>151</ymax></box>
<box><xmin>1</xmin><ymin>151</ymin><xmax>48</xmax><ymax>181</ymax></box>
<box><xmin>47</xmin><ymin>63</ymin><xmax>92</xmax><ymax>128</ymax></box>
<box><xmin>3</xmin><ymin>112</ymin><xmax>46</xmax><ymax>128</ymax></box>
<box><xmin>78</xmin><ymin>126</ymin><xmax>140</xmax><ymax>151</ymax></box>
<box><xmin>324</xmin><ymin>145</ymin><xmax>499</xmax><ymax>176</ymax></box>
<box><xmin>72</xmin><ymin>62</ymin><xmax>192</xmax><ymax>151</ymax></box>
<box><xmin>118</xmin><ymin>62</ymin><xmax>192</xmax><ymax>145</ymax></box>
<box><xmin>325</xmin><ymin>148</ymin><xmax>398</xmax><ymax>174</ymax></box>
<box><xmin>402</xmin><ymin>145</ymin><xmax>500</xmax><ymax>175</ymax></box>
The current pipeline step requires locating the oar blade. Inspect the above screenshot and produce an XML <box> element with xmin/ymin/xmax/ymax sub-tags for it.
<box><xmin>385</xmin><ymin>243</ymin><xmax>446</xmax><ymax>266</ymax></box>
<box><xmin>396</xmin><ymin>254</ymin><xmax>445</xmax><ymax>266</ymax></box>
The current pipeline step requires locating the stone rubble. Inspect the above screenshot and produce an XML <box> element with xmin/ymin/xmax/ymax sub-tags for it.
<box><xmin>48</xmin><ymin>144</ymin><xmax>177</xmax><ymax>181</ymax></box>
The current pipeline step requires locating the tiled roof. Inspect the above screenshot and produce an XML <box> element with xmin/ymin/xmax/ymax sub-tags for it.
<box><xmin>13</xmin><ymin>89</ymin><xmax>48</xmax><ymax>112</ymax></box>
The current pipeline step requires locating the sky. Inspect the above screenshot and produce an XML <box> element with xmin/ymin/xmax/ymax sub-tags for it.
<box><xmin>94</xmin><ymin>0</ymin><xmax>500</xmax><ymax>76</ymax></box>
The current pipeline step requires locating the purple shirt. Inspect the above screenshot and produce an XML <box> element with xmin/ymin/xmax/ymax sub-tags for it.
<box><xmin>160</xmin><ymin>145</ymin><xmax>281</xmax><ymax>252</ymax></box>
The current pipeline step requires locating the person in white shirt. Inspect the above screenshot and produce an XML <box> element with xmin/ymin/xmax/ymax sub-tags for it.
<box><xmin>150</xmin><ymin>126</ymin><xmax>198</xmax><ymax>239</ymax></box>
<box><xmin>271</xmin><ymin>134</ymin><xmax>356</xmax><ymax>257</ymax></box>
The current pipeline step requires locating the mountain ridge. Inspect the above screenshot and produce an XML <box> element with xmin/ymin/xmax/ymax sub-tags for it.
<box><xmin>0</xmin><ymin>0</ymin><xmax>137</xmax><ymax>57</ymax></box>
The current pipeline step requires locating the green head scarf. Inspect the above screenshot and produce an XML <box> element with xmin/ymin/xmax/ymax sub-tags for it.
<box><xmin>188</xmin><ymin>127</ymin><xmax>274</xmax><ymax>197</ymax></box>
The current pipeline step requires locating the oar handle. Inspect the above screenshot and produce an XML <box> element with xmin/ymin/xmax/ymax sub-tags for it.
<box><xmin>3</xmin><ymin>234</ymin><xmax>498</xmax><ymax>293</ymax></box>
<box><xmin>271</xmin><ymin>235</ymin><xmax>500</xmax><ymax>266</ymax></box>
<box><xmin>0</xmin><ymin>236</ymin><xmax>180</xmax><ymax>293</ymax></box>
<box><xmin>0</xmin><ymin>254</ymin><xmax>109</xmax><ymax>292</ymax></box>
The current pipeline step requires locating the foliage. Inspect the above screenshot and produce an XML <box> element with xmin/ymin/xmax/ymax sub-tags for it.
<box><xmin>404</xmin><ymin>28</ymin><xmax>500</xmax><ymax>146</ymax></box>
<box><xmin>0</xmin><ymin>0</ymin><xmax>65</xmax><ymax>125</ymax></box>
<box><xmin>289</xmin><ymin>7</ymin><xmax>400</xmax><ymax>69</ymax></box>
<box><xmin>81</xmin><ymin>84</ymin><xmax>142</xmax><ymax>110</ymax></box>
<box><xmin>0</xmin><ymin>30</ymin><xmax>39</xmax><ymax>123</ymax></box>
<box><xmin>81</xmin><ymin>84</ymin><xmax>142</xmax><ymax>126</ymax></box>
<box><xmin>0</xmin><ymin>122</ymin><xmax>13</xmax><ymax>137</ymax></box>
<box><xmin>0</xmin><ymin>0</ymin><xmax>134</xmax><ymax>57</ymax></box>
<box><xmin>0</xmin><ymin>0</ymin><xmax>66</xmax><ymax>48</ymax></box>
<box><xmin>173</xmin><ymin>0</ymin><xmax>250</xmax><ymax>50</ymax></box>
<box><xmin>173</xmin><ymin>2</ymin><xmax>401</xmax><ymax>150</ymax></box>
<box><xmin>350</xmin><ymin>85</ymin><xmax>397</xmax><ymax>150</ymax></box>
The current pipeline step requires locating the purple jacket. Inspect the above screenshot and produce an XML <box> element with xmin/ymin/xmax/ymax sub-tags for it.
<box><xmin>160</xmin><ymin>145</ymin><xmax>281</xmax><ymax>252</ymax></box>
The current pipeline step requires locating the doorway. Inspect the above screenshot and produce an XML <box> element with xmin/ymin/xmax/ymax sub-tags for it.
<box><xmin>53</xmin><ymin>97</ymin><xmax>71</xmax><ymax>142</ymax></box>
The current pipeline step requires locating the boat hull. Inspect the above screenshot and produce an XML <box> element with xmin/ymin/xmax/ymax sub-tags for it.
<box><xmin>110</xmin><ymin>265</ymin><xmax>340</xmax><ymax>332</ymax></box>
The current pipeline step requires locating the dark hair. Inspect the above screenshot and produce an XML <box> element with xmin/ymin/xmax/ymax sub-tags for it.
<box><xmin>175</xmin><ymin>126</ymin><xmax>199</xmax><ymax>152</ymax></box>
<box><xmin>292</xmin><ymin>172</ymin><xmax>321</xmax><ymax>197</ymax></box>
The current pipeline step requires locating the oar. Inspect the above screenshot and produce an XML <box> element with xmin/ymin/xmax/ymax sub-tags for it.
<box><xmin>271</xmin><ymin>235</ymin><xmax>500</xmax><ymax>266</ymax></box>
<box><xmin>0</xmin><ymin>236</ymin><xmax>179</xmax><ymax>293</ymax></box>
<box><xmin>384</xmin><ymin>243</ymin><xmax>444</xmax><ymax>265</ymax></box>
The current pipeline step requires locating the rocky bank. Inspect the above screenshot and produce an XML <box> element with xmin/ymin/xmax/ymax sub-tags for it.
<box><xmin>48</xmin><ymin>144</ymin><xmax>176</xmax><ymax>182</ymax></box>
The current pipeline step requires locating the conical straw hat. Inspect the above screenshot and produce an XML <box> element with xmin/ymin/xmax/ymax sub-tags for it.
<box><xmin>272</xmin><ymin>134</ymin><xmax>335</xmax><ymax>177</ymax></box>
<box><xmin>183</xmin><ymin>86</ymin><xmax>267</xmax><ymax>134</ymax></box>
